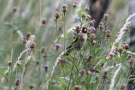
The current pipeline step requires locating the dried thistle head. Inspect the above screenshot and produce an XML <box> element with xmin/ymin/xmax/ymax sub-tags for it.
<box><xmin>129</xmin><ymin>58</ymin><xmax>135</xmax><ymax>65</ymax></box>
<box><xmin>90</xmin><ymin>33</ymin><xmax>96</xmax><ymax>39</ymax></box>
<box><xmin>85</xmin><ymin>5</ymin><xmax>90</xmax><ymax>12</ymax></box>
<box><xmin>123</xmin><ymin>42</ymin><xmax>129</xmax><ymax>50</ymax></box>
<box><xmin>40</xmin><ymin>46</ymin><xmax>46</xmax><ymax>53</ymax></box>
<box><xmin>120</xmin><ymin>84</ymin><xmax>126</xmax><ymax>90</ymax></box>
<box><xmin>89</xmin><ymin>20</ymin><xmax>95</xmax><ymax>26</ymax></box>
<box><xmin>81</xmin><ymin>12</ymin><xmax>86</xmax><ymax>18</ymax></box>
<box><xmin>8</xmin><ymin>61</ymin><xmax>12</xmax><ymax>66</ymax></box>
<box><xmin>92</xmin><ymin>40</ymin><xmax>97</xmax><ymax>45</ymax></box>
<box><xmin>43</xmin><ymin>52</ymin><xmax>48</xmax><ymax>58</ymax></box>
<box><xmin>79</xmin><ymin>68</ymin><xmax>86</xmax><ymax>75</ymax></box>
<box><xmin>29</xmin><ymin>84</ymin><xmax>35</xmax><ymax>89</ymax></box>
<box><xmin>106</xmin><ymin>30</ymin><xmax>111</xmax><ymax>37</ymax></box>
<box><xmin>26</xmin><ymin>32</ymin><xmax>31</xmax><ymax>40</ymax></box>
<box><xmin>103</xmin><ymin>71</ymin><xmax>108</xmax><ymax>78</ymax></box>
<box><xmin>55</xmin><ymin>43</ymin><xmax>61</xmax><ymax>51</ymax></box>
<box><xmin>72</xmin><ymin>1</ymin><xmax>77</xmax><ymax>8</ymax></box>
<box><xmin>99</xmin><ymin>22</ymin><xmax>104</xmax><ymax>29</ymax></box>
<box><xmin>44</xmin><ymin>64</ymin><xmax>48</xmax><ymax>72</ymax></box>
<box><xmin>55</xmin><ymin>11</ymin><xmax>60</xmax><ymax>20</ymax></box>
<box><xmin>104</xmin><ymin>14</ymin><xmax>109</xmax><ymax>20</ymax></box>
<box><xmin>74</xmin><ymin>85</ymin><xmax>81</xmax><ymax>90</ymax></box>
<box><xmin>42</xmin><ymin>18</ymin><xmax>46</xmax><ymax>25</ymax></box>
<box><xmin>15</xmin><ymin>78</ymin><xmax>20</xmax><ymax>86</ymax></box>
<box><xmin>22</xmin><ymin>36</ymin><xmax>27</xmax><ymax>44</ymax></box>
<box><xmin>62</xmin><ymin>5</ymin><xmax>67</xmax><ymax>13</ymax></box>
<box><xmin>30</xmin><ymin>42</ymin><xmax>36</xmax><ymax>49</ymax></box>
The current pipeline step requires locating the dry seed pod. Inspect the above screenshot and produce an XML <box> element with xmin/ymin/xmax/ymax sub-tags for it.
<box><xmin>92</xmin><ymin>40</ymin><xmax>97</xmax><ymax>45</ymax></box>
<box><xmin>55</xmin><ymin>11</ymin><xmax>60</xmax><ymax>19</ymax></box>
<box><xmin>79</xmin><ymin>68</ymin><xmax>86</xmax><ymax>75</ymax></box>
<box><xmin>29</xmin><ymin>84</ymin><xmax>35</xmax><ymax>89</ymax></box>
<box><xmin>120</xmin><ymin>84</ymin><xmax>126</xmax><ymax>90</ymax></box>
<box><xmin>40</xmin><ymin>46</ymin><xmax>46</xmax><ymax>53</ymax></box>
<box><xmin>8</xmin><ymin>61</ymin><xmax>12</xmax><ymax>66</ymax></box>
<box><xmin>62</xmin><ymin>5</ymin><xmax>67</xmax><ymax>13</ymax></box>
<box><xmin>42</xmin><ymin>18</ymin><xmax>46</xmax><ymax>25</ymax></box>
<box><xmin>90</xmin><ymin>33</ymin><xmax>95</xmax><ymax>39</ymax></box>
<box><xmin>104</xmin><ymin>14</ymin><xmax>109</xmax><ymax>20</ymax></box>
<box><xmin>30</xmin><ymin>42</ymin><xmax>36</xmax><ymax>49</ymax></box>
<box><xmin>123</xmin><ymin>43</ymin><xmax>129</xmax><ymax>50</ymax></box>
<box><xmin>74</xmin><ymin>85</ymin><xmax>81</xmax><ymax>90</ymax></box>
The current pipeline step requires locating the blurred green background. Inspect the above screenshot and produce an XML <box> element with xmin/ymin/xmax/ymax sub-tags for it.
<box><xmin>0</xmin><ymin>0</ymin><xmax>129</xmax><ymax>67</ymax></box>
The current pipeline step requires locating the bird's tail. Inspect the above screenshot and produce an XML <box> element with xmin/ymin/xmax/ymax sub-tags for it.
<box><xmin>63</xmin><ymin>48</ymin><xmax>73</xmax><ymax>56</ymax></box>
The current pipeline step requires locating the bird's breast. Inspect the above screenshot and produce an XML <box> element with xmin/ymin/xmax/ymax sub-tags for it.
<box><xmin>80</xmin><ymin>34</ymin><xmax>87</xmax><ymax>42</ymax></box>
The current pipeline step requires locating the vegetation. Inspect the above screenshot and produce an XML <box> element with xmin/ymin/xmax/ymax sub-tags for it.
<box><xmin>0</xmin><ymin>0</ymin><xmax>134</xmax><ymax>90</ymax></box>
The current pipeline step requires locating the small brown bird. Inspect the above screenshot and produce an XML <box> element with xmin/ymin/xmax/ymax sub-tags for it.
<box><xmin>64</xmin><ymin>26</ymin><xmax>88</xmax><ymax>56</ymax></box>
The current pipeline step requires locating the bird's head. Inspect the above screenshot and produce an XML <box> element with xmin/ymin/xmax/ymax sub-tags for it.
<box><xmin>81</xmin><ymin>26</ymin><xmax>87</xmax><ymax>34</ymax></box>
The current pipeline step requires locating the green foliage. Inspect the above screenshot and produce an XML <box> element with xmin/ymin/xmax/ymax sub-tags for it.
<box><xmin>0</xmin><ymin>0</ymin><xmax>133</xmax><ymax>90</ymax></box>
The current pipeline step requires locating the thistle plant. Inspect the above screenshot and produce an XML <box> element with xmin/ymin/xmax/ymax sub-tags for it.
<box><xmin>0</xmin><ymin>1</ymin><xmax>135</xmax><ymax>90</ymax></box>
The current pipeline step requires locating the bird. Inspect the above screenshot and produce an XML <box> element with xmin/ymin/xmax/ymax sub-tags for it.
<box><xmin>64</xmin><ymin>26</ymin><xmax>88</xmax><ymax>56</ymax></box>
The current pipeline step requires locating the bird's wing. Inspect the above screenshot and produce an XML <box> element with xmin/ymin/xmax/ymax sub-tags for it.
<box><xmin>66</xmin><ymin>36</ymin><xmax>78</xmax><ymax>49</ymax></box>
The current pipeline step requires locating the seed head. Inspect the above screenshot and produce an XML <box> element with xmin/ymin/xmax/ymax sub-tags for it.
<box><xmin>129</xmin><ymin>58</ymin><xmax>135</xmax><ymax>65</ymax></box>
<box><xmin>92</xmin><ymin>40</ymin><xmax>97</xmax><ymax>45</ymax></box>
<box><xmin>118</xmin><ymin>46</ymin><xmax>123</xmax><ymax>53</ymax></box>
<box><xmin>90</xmin><ymin>33</ymin><xmax>95</xmax><ymax>39</ymax></box>
<box><xmin>89</xmin><ymin>20</ymin><xmax>95</xmax><ymax>26</ymax></box>
<box><xmin>106</xmin><ymin>30</ymin><xmax>111</xmax><ymax>37</ymax></box>
<box><xmin>55</xmin><ymin>11</ymin><xmax>60</xmax><ymax>20</ymax></box>
<box><xmin>72</xmin><ymin>1</ymin><xmax>77</xmax><ymax>8</ymax></box>
<box><xmin>81</xmin><ymin>13</ymin><xmax>86</xmax><ymax>18</ymax></box>
<box><xmin>42</xmin><ymin>18</ymin><xmax>46</xmax><ymax>25</ymax></box>
<box><xmin>87</xmin><ymin>55</ymin><xmax>93</xmax><ymax>62</ymax></box>
<box><xmin>120</xmin><ymin>84</ymin><xmax>126</xmax><ymax>90</ymax></box>
<box><xmin>62</xmin><ymin>5</ymin><xmax>67</xmax><ymax>13</ymax></box>
<box><xmin>74</xmin><ymin>85</ymin><xmax>81</xmax><ymax>90</ymax></box>
<box><xmin>55</xmin><ymin>43</ymin><xmax>61</xmax><ymax>50</ymax></box>
<box><xmin>8</xmin><ymin>61</ymin><xmax>12</xmax><ymax>66</ymax></box>
<box><xmin>85</xmin><ymin>14</ymin><xmax>91</xmax><ymax>20</ymax></box>
<box><xmin>85</xmin><ymin>5</ymin><xmax>90</xmax><ymax>12</ymax></box>
<box><xmin>40</xmin><ymin>46</ymin><xmax>46</xmax><ymax>53</ymax></box>
<box><xmin>99</xmin><ymin>22</ymin><xmax>104</xmax><ymax>29</ymax></box>
<box><xmin>30</xmin><ymin>42</ymin><xmax>36</xmax><ymax>49</ymax></box>
<box><xmin>128</xmin><ymin>54</ymin><xmax>132</xmax><ymax>59</ymax></box>
<box><xmin>109</xmin><ymin>52</ymin><xmax>115</xmax><ymax>58</ymax></box>
<box><xmin>26</xmin><ymin>32</ymin><xmax>31</xmax><ymax>40</ymax></box>
<box><xmin>22</xmin><ymin>36</ymin><xmax>27</xmax><ymax>44</ymax></box>
<box><xmin>43</xmin><ymin>52</ymin><xmax>48</xmax><ymax>58</ymax></box>
<box><xmin>29</xmin><ymin>84</ymin><xmax>35</xmax><ymax>89</ymax></box>
<box><xmin>79</xmin><ymin>68</ymin><xmax>86</xmax><ymax>75</ymax></box>
<box><xmin>90</xmin><ymin>26</ymin><xmax>96</xmax><ymax>33</ymax></box>
<box><xmin>123</xmin><ymin>43</ymin><xmax>129</xmax><ymax>50</ymax></box>
<box><xmin>103</xmin><ymin>71</ymin><xmax>108</xmax><ymax>78</ymax></box>
<box><xmin>44</xmin><ymin>64</ymin><xmax>48</xmax><ymax>72</ymax></box>
<box><xmin>104</xmin><ymin>14</ymin><xmax>109</xmax><ymax>20</ymax></box>
<box><xmin>15</xmin><ymin>78</ymin><xmax>20</xmax><ymax>86</ymax></box>
<box><xmin>16</xmin><ymin>61</ymin><xmax>21</xmax><ymax>67</ymax></box>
